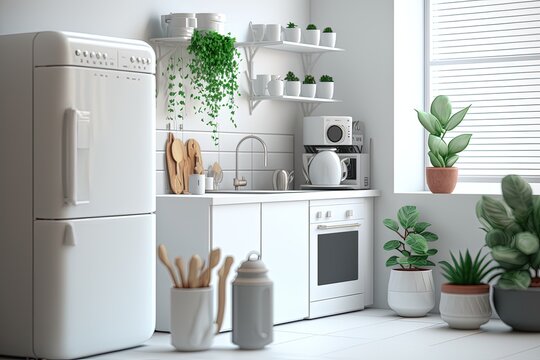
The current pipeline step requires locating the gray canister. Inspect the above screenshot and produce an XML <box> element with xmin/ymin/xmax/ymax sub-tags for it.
<box><xmin>232</xmin><ymin>251</ymin><xmax>273</xmax><ymax>349</ymax></box>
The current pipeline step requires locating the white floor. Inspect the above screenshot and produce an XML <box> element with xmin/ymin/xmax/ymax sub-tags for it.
<box><xmin>79</xmin><ymin>309</ymin><xmax>540</xmax><ymax>360</ymax></box>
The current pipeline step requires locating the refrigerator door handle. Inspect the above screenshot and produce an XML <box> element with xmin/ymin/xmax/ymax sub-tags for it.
<box><xmin>64</xmin><ymin>108</ymin><xmax>91</xmax><ymax>205</ymax></box>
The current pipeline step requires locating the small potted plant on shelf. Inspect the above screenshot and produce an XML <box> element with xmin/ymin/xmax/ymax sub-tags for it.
<box><xmin>303</xmin><ymin>24</ymin><xmax>320</xmax><ymax>46</ymax></box>
<box><xmin>301</xmin><ymin>74</ymin><xmax>317</xmax><ymax>98</ymax></box>
<box><xmin>383</xmin><ymin>205</ymin><xmax>438</xmax><ymax>317</ymax></box>
<box><xmin>320</xmin><ymin>26</ymin><xmax>336</xmax><ymax>48</ymax></box>
<box><xmin>439</xmin><ymin>249</ymin><xmax>495</xmax><ymax>329</ymax></box>
<box><xmin>284</xmin><ymin>71</ymin><xmax>301</xmax><ymax>97</ymax></box>
<box><xmin>317</xmin><ymin>75</ymin><xmax>334</xmax><ymax>99</ymax></box>
<box><xmin>284</xmin><ymin>22</ymin><xmax>301</xmax><ymax>43</ymax></box>
<box><xmin>415</xmin><ymin>95</ymin><xmax>472</xmax><ymax>194</ymax></box>
<box><xmin>476</xmin><ymin>174</ymin><xmax>540</xmax><ymax>332</ymax></box>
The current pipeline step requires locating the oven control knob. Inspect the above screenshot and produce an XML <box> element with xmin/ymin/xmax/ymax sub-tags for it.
<box><xmin>326</xmin><ymin>211</ymin><xmax>332</xmax><ymax>218</ymax></box>
<box><xmin>316</xmin><ymin>211</ymin><xmax>322</xmax><ymax>219</ymax></box>
<box><xmin>346</xmin><ymin>210</ymin><xmax>353</xmax><ymax>218</ymax></box>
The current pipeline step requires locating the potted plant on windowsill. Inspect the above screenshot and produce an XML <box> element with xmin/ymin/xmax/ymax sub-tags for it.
<box><xmin>439</xmin><ymin>249</ymin><xmax>495</xmax><ymax>329</ymax></box>
<box><xmin>303</xmin><ymin>24</ymin><xmax>320</xmax><ymax>46</ymax></box>
<box><xmin>320</xmin><ymin>27</ymin><xmax>336</xmax><ymax>48</ymax></box>
<box><xmin>301</xmin><ymin>74</ymin><xmax>317</xmax><ymax>98</ymax></box>
<box><xmin>383</xmin><ymin>205</ymin><xmax>439</xmax><ymax>317</ymax></box>
<box><xmin>476</xmin><ymin>174</ymin><xmax>540</xmax><ymax>332</ymax></box>
<box><xmin>284</xmin><ymin>71</ymin><xmax>301</xmax><ymax>97</ymax></box>
<box><xmin>284</xmin><ymin>22</ymin><xmax>301</xmax><ymax>43</ymax></box>
<box><xmin>317</xmin><ymin>75</ymin><xmax>334</xmax><ymax>99</ymax></box>
<box><xmin>415</xmin><ymin>95</ymin><xmax>472</xmax><ymax>194</ymax></box>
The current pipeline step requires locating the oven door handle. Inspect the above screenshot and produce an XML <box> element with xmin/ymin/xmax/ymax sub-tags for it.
<box><xmin>317</xmin><ymin>223</ymin><xmax>361</xmax><ymax>230</ymax></box>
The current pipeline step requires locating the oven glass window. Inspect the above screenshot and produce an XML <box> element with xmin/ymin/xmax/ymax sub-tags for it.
<box><xmin>326</xmin><ymin>125</ymin><xmax>343</xmax><ymax>143</ymax></box>
<box><xmin>318</xmin><ymin>230</ymin><xmax>358</xmax><ymax>285</ymax></box>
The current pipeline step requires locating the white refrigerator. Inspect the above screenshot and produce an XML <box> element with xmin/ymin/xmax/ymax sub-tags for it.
<box><xmin>0</xmin><ymin>31</ymin><xmax>156</xmax><ymax>359</ymax></box>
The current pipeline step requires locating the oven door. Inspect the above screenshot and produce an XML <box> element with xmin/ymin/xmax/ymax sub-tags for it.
<box><xmin>310</xmin><ymin>219</ymin><xmax>364</xmax><ymax>301</ymax></box>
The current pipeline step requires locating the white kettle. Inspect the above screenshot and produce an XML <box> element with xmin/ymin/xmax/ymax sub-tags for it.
<box><xmin>304</xmin><ymin>149</ymin><xmax>348</xmax><ymax>186</ymax></box>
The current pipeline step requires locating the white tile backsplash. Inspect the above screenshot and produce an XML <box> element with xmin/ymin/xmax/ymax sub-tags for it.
<box><xmin>219</xmin><ymin>132</ymin><xmax>252</xmax><ymax>152</ymax></box>
<box><xmin>219</xmin><ymin>152</ymin><xmax>252</xmax><ymax>171</ymax></box>
<box><xmin>183</xmin><ymin>131</ymin><xmax>219</xmax><ymax>152</ymax></box>
<box><xmin>253</xmin><ymin>153</ymin><xmax>294</xmax><ymax>171</ymax></box>
<box><xmin>257</xmin><ymin>134</ymin><xmax>294</xmax><ymax>153</ymax></box>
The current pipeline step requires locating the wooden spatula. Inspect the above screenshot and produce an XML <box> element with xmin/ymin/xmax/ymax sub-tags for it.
<box><xmin>165</xmin><ymin>133</ymin><xmax>179</xmax><ymax>194</ymax></box>
<box><xmin>216</xmin><ymin>256</ymin><xmax>234</xmax><ymax>333</ymax></box>
<box><xmin>171</xmin><ymin>139</ymin><xmax>184</xmax><ymax>193</ymax></box>
<box><xmin>174</xmin><ymin>256</ymin><xmax>187</xmax><ymax>288</ymax></box>
<box><xmin>158</xmin><ymin>244</ymin><xmax>180</xmax><ymax>288</ymax></box>
<box><xmin>199</xmin><ymin>248</ymin><xmax>221</xmax><ymax>287</ymax></box>
<box><xmin>188</xmin><ymin>254</ymin><xmax>203</xmax><ymax>288</ymax></box>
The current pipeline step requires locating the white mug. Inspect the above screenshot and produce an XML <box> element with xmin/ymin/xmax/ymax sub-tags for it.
<box><xmin>249</xmin><ymin>22</ymin><xmax>266</xmax><ymax>42</ymax></box>
<box><xmin>205</xmin><ymin>176</ymin><xmax>214</xmax><ymax>190</ymax></box>
<box><xmin>170</xmin><ymin>287</ymin><xmax>214</xmax><ymax>351</ymax></box>
<box><xmin>189</xmin><ymin>174</ymin><xmax>205</xmax><ymax>195</ymax></box>
<box><xmin>264</xmin><ymin>24</ymin><xmax>281</xmax><ymax>41</ymax></box>
<box><xmin>254</xmin><ymin>74</ymin><xmax>271</xmax><ymax>96</ymax></box>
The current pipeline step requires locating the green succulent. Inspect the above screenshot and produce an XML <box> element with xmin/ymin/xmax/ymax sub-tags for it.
<box><xmin>383</xmin><ymin>205</ymin><xmax>439</xmax><ymax>269</ymax></box>
<box><xmin>303</xmin><ymin>74</ymin><xmax>316</xmax><ymax>84</ymax></box>
<box><xmin>439</xmin><ymin>249</ymin><xmax>495</xmax><ymax>285</ymax></box>
<box><xmin>284</xmin><ymin>71</ymin><xmax>299</xmax><ymax>82</ymax></box>
<box><xmin>323</xmin><ymin>27</ymin><xmax>333</xmax><ymax>33</ymax></box>
<box><xmin>476</xmin><ymin>175</ymin><xmax>540</xmax><ymax>289</ymax></box>
<box><xmin>320</xmin><ymin>75</ymin><xmax>333</xmax><ymax>82</ymax></box>
<box><xmin>415</xmin><ymin>95</ymin><xmax>472</xmax><ymax>168</ymax></box>
<box><xmin>287</xmin><ymin>22</ymin><xmax>297</xmax><ymax>29</ymax></box>
<box><xmin>306</xmin><ymin>24</ymin><xmax>317</xmax><ymax>30</ymax></box>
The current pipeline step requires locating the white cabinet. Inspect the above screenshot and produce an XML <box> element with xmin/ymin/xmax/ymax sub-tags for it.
<box><xmin>261</xmin><ymin>201</ymin><xmax>309</xmax><ymax>324</ymax></box>
<box><xmin>211</xmin><ymin>203</ymin><xmax>261</xmax><ymax>331</ymax></box>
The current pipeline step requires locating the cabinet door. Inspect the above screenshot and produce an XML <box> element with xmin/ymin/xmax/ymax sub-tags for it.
<box><xmin>262</xmin><ymin>201</ymin><xmax>309</xmax><ymax>324</ymax></box>
<box><xmin>211</xmin><ymin>203</ymin><xmax>261</xmax><ymax>332</ymax></box>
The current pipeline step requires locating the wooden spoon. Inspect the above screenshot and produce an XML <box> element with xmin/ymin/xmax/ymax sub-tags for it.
<box><xmin>174</xmin><ymin>256</ymin><xmax>187</xmax><ymax>288</ymax></box>
<box><xmin>199</xmin><ymin>248</ymin><xmax>221</xmax><ymax>287</ymax></box>
<box><xmin>216</xmin><ymin>256</ymin><xmax>234</xmax><ymax>333</ymax></box>
<box><xmin>158</xmin><ymin>244</ymin><xmax>180</xmax><ymax>288</ymax></box>
<box><xmin>188</xmin><ymin>254</ymin><xmax>203</xmax><ymax>288</ymax></box>
<box><xmin>171</xmin><ymin>139</ymin><xmax>184</xmax><ymax>193</ymax></box>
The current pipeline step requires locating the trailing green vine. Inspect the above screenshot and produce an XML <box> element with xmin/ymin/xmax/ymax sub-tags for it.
<box><xmin>164</xmin><ymin>53</ymin><xmax>187</xmax><ymax>124</ymax></box>
<box><xmin>187</xmin><ymin>30</ymin><xmax>241</xmax><ymax>145</ymax></box>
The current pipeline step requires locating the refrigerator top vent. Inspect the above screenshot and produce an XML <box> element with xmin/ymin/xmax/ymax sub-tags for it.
<box><xmin>33</xmin><ymin>31</ymin><xmax>155</xmax><ymax>74</ymax></box>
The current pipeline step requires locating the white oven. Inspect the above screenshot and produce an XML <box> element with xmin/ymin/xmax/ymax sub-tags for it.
<box><xmin>308</xmin><ymin>200</ymin><xmax>369</xmax><ymax>318</ymax></box>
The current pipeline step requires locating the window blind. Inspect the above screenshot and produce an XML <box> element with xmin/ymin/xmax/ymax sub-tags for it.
<box><xmin>428</xmin><ymin>0</ymin><xmax>540</xmax><ymax>182</ymax></box>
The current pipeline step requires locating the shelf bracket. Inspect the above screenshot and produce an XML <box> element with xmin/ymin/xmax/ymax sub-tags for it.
<box><xmin>301</xmin><ymin>53</ymin><xmax>324</xmax><ymax>75</ymax></box>
<box><xmin>248</xmin><ymin>98</ymin><xmax>262</xmax><ymax>115</ymax></box>
<box><xmin>301</xmin><ymin>102</ymin><xmax>321</xmax><ymax>116</ymax></box>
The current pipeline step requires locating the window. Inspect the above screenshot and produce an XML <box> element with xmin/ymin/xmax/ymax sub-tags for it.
<box><xmin>427</xmin><ymin>0</ymin><xmax>540</xmax><ymax>183</ymax></box>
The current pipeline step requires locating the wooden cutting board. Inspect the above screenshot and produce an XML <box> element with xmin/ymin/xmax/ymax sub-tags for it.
<box><xmin>186</xmin><ymin>139</ymin><xmax>204</xmax><ymax>175</ymax></box>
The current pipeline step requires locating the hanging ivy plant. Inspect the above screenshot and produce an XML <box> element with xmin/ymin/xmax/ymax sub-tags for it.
<box><xmin>187</xmin><ymin>30</ymin><xmax>241</xmax><ymax>144</ymax></box>
<box><xmin>164</xmin><ymin>54</ymin><xmax>187</xmax><ymax>124</ymax></box>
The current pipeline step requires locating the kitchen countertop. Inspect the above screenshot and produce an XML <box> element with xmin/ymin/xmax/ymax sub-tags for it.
<box><xmin>157</xmin><ymin>189</ymin><xmax>381</xmax><ymax>205</ymax></box>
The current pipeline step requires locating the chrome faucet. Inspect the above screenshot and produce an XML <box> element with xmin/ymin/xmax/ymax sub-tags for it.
<box><xmin>233</xmin><ymin>135</ymin><xmax>268</xmax><ymax>190</ymax></box>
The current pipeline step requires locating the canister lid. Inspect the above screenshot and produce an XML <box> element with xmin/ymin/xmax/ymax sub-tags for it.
<box><xmin>237</xmin><ymin>251</ymin><xmax>268</xmax><ymax>274</ymax></box>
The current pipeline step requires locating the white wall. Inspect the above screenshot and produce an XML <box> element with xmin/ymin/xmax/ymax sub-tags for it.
<box><xmin>311</xmin><ymin>0</ymin><xmax>487</xmax><ymax>309</ymax></box>
<box><xmin>0</xmin><ymin>0</ymin><xmax>309</xmax><ymax>193</ymax></box>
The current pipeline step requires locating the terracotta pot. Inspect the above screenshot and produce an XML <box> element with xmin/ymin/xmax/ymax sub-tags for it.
<box><xmin>440</xmin><ymin>284</ymin><xmax>491</xmax><ymax>330</ymax></box>
<box><xmin>426</xmin><ymin>167</ymin><xmax>458</xmax><ymax>194</ymax></box>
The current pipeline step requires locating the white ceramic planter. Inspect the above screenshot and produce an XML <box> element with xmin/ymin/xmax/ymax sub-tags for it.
<box><xmin>387</xmin><ymin>269</ymin><xmax>435</xmax><ymax>317</ymax></box>
<box><xmin>320</xmin><ymin>32</ymin><xmax>336</xmax><ymax>47</ymax></box>
<box><xmin>303</xmin><ymin>29</ymin><xmax>320</xmax><ymax>46</ymax></box>
<box><xmin>317</xmin><ymin>82</ymin><xmax>334</xmax><ymax>99</ymax></box>
<box><xmin>283</xmin><ymin>27</ymin><xmax>301</xmax><ymax>42</ymax></box>
<box><xmin>301</xmin><ymin>83</ymin><xmax>317</xmax><ymax>98</ymax></box>
<box><xmin>439</xmin><ymin>284</ymin><xmax>491</xmax><ymax>330</ymax></box>
<box><xmin>285</xmin><ymin>81</ymin><xmax>301</xmax><ymax>96</ymax></box>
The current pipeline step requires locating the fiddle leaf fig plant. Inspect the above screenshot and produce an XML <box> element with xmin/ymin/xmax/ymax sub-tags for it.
<box><xmin>383</xmin><ymin>205</ymin><xmax>439</xmax><ymax>269</ymax></box>
<box><xmin>476</xmin><ymin>174</ymin><xmax>540</xmax><ymax>289</ymax></box>
<box><xmin>416</xmin><ymin>95</ymin><xmax>472</xmax><ymax>167</ymax></box>
<box><xmin>187</xmin><ymin>30</ymin><xmax>241</xmax><ymax>145</ymax></box>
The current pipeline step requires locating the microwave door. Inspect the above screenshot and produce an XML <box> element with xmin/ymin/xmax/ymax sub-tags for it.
<box><xmin>33</xmin><ymin>66</ymin><xmax>155</xmax><ymax>220</ymax></box>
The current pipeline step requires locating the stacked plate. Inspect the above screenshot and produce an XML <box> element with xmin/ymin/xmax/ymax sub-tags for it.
<box><xmin>196</xmin><ymin>13</ymin><xmax>226</xmax><ymax>35</ymax></box>
<box><xmin>161</xmin><ymin>13</ymin><xmax>196</xmax><ymax>39</ymax></box>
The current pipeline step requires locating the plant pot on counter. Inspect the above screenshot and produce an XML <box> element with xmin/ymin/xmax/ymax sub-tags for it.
<box><xmin>440</xmin><ymin>284</ymin><xmax>491</xmax><ymax>330</ymax></box>
<box><xmin>388</xmin><ymin>269</ymin><xmax>435</xmax><ymax>317</ymax></box>
<box><xmin>493</xmin><ymin>286</ymin><xmax>540</xmax><ymax>332</ymax></box>
<box><xmin>426</xmin><ymin>167</ymin><xmax>458</xmax><ymax>194</ymax></box>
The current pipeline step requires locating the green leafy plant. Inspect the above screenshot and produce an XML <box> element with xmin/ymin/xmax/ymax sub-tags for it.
<box><xmin>187</xmin><ymin>30</ymin><xmax>241</xmax><ymax>145</ymax></box>
<box><xmin>287</xmin><ymin>22</ymin><xmax>297</xmax><ymax>28</ymax></box>
<box><xmin>303</xmin><ymin>74</ymin><xmax>316</xmax><ymax>84</ymax></box>
<box><xmin>284</xmin><ymin>71</ymin><xmax>299</xmax><ymax>82</ymax></box>
<box><xmin>439</xmin><ymin>249</ymin><xmax>495</xmax><ymax>285</ymax></box>
<box><xmin>415</xmin><ymin>95</ymin><xmax>472</xmax><ymax>168</ymax></box>
<box><xmin>383</xmin><ymin>205</ymin><xmax>439</xmax><ymax>269</ymax></box>
<box><xmin>320</xmin><ymin>74</ymin><xmax>333</xmax><ymax>82</ymax></box>
<box><xmin>164</xmin><ymin>55</ymin><xmax>187</xmax><ymax>123</ymax></box>
<box><xmin>306</xmin><ymin>24</ymin><xmax>317</xmax><ymax>30</ymax></box>
<box><xmin>476</xmin><ymin>175</ymin><xmax>540</xmax><ymax>289</ymax></box>
<box><xmin>323</xmin><ymin>27</ymin><xmax>333</xmax><ymax>33</ymax></box>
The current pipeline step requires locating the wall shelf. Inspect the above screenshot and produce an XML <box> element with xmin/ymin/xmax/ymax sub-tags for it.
<box><xmin>250</xmin><ymin>95</ymin><xmax>341</xmax><ymax>116</ymax></box>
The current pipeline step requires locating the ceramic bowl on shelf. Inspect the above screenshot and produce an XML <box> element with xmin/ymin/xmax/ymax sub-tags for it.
<box><xmin>196</xmin><ymin>13</ymin><xmax>226</xmax><ymax>34</ymax></box>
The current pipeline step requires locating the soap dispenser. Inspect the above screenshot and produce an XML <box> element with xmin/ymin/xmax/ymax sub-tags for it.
<box><xmin>232</xmin><ymin>251</ymin><xmax>273</xmax><ymax>349</ymax></box>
